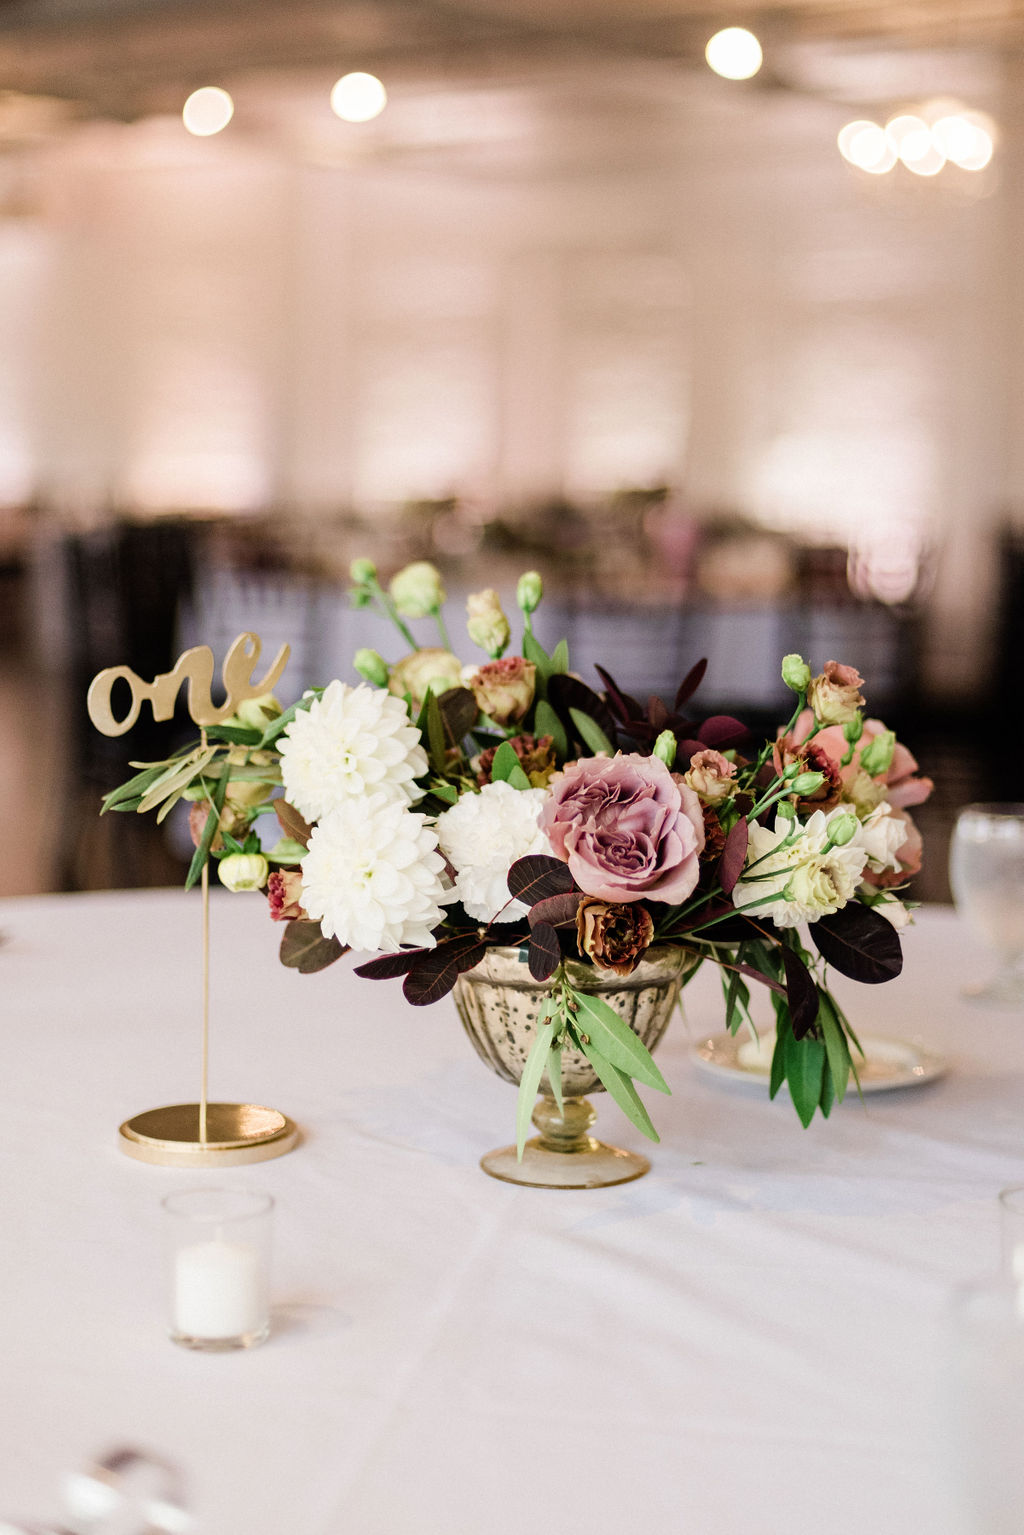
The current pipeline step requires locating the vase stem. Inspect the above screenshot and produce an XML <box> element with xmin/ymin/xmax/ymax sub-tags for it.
<box><xmin>531</xmin><ymin>1095</ymin><xmax>597</xmax><ymax>1154</ymax></box>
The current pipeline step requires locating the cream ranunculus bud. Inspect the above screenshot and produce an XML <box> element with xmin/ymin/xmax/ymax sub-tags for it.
<box><xmin>354</xmin><ymin>648</ymin><xmax>390</xmax><ymax>688</ymax></box>
<box><xmin>781</xmin><ymin>654</ymin><xmax>811</xmax><ymax>694</ymax></box>
<box><xmin>223</xmin><ymin>747</ymin><xmax>277</xmax><ymax>809</ymax></box>
<box><xmin>234</xmin><ymin>693</ymin><xmax>282</xmax><ymax>731</ymax></box>
<box><xmin>388</xmin><ymin>648</ymin><xmax>464</xmax><ymax>712</ymax></box>
<box><xmin>466</xmin><ymin>589</ymin><xmax>511</xmax><ymax>658</ymax></box>
<box><xmin>350</xmin><ymin>557</ymin><xmax>377</xmax><ymax>585</ymax></box>
<box><xmin>218</xmin><ymin>852</ymin><xmax>269</xmax><ymax>891</ymax></box>
<box><xmin>516</xmin><ymin>570</ymin><xmax>543</xmax><ymax>615</ymax></box>
<box><xmin>652</xmin><ymin>729</ymin><xmax>677</xmax><ymax>767</ymax></box>
<box><xmin>807</xmin><ymin>660</ymin><xmax>865</xmax><ymax>725</ymax></box>
<box><xmin>389</xmin><ymin>561</ymin><xmax>446</xmax><ymax>618</ymax></box>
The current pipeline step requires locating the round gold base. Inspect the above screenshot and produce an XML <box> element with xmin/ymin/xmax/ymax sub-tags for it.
<box><xmin>118</xmin><ymin>1103</ymin><xmax>299</xmax><ymax>1167</ymax></box>
<box><xmin>480</xmin><ymin>1136</ymin><xmax>650</xmax><ymax>1189</ymax></box>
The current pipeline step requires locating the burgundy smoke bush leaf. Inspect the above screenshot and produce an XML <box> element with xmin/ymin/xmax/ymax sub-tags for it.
<box><xmin>279</xmin><ymin>919</ymin><xmax>348</xmax><ymax>973</ymax></box>
<box><xmin>274</xmin><ymin>799</ymin><xmax>312</xmax><ymax>848</ymax></box>
<box><xmin>697</xmin><ymin>715</ymin><xmax>751</xmax><ymax>750</ymax></box>
<box><xmin>674</xmin><ymin>658</ymin><xmax>708</xmax><ymax>711</ymax></box>
<box><xmin>811</xmin><ymin>902</ymin><xmax>903</xmax><ymax>984</ymax></box>
<box><xmin>528</xmin><ymin>892</ymin><xmax>583</xmax><ymax>929</ymax></box>
<box><xmin>437</xmin><ymin>686</ymin><xmax>479</xmax><ymax>747</ymax></box>
<box><xmin>403</xmin><ymin>935</ymin><xmax>488</xmax><ymax>1006</ymax></box>
<box><xmin>781</xmin><ymin>945</ymin><xmax>820</xmax><ymax>1039</ymax></box>
<box><xmin>354</xmin><ymin>948</ymin><xmax>429</xmax><ymax>979</ymax></box>
<box><xmin>647</xmin><ymin>695</ymin><xmax>669</xmax><ymax>730</ymax></box>
<box><xmin>593</xmin><ymin>665</ymin><xmax>644</xmax><ymax>723</ymax></box>
<box><xmin>507</xmin><ymin>854</ymin><xmax>576</xmax><ymax>905</ymax></box>
<box><xmin>718</xmin><ymin>818</ymin><xmax>749</xmax><ymax>895</ymax></box>
<box><xmin>547</xmin><ymin>674</ymin><xmax>619</xmax><ymax>749</ymax></box>
<box><xmin>528</xmin><ymin>922</ymin><xmax>562</xmax><ymax>981</ymax></box>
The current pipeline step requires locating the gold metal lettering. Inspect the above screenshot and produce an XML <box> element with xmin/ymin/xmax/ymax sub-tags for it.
<box><xmin>86</xmin><ymin>631</ymin><xmax>291</xmax><ymax>736</ymax></box>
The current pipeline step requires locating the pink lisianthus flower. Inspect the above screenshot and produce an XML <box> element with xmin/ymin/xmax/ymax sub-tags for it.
<box><xmin>788</xmin><ymin>711</ymin><xmax>933</xmax><ymax>810</ymax></box>
<box><xmin>862</xmin><ymin>807</ymin><xmax>923</xmax><ymax>889</ymax></box>
<box><xmin>539</xmin><ymin>752</ymin><xmax>705</xmax><ymax>903</ymax></box>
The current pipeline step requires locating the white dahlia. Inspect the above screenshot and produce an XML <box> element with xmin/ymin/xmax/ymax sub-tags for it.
<box><xmin>278</xmin><ymin>681</ymin><xmax>428</xmax><ymax>822</ymax></box>
<box><xmin>733</xmin><ymin>809</ymin><xmax>868</xmax><ymax>929</ymax></box>
<box><xmin>436</xmin><ymin>781</ymin><xmax>549</xmax><ymax>923</ymax></box>
<box><xmin>300</xmin><ymin>793</ymin><xmax>449</xmax><ymax>952</ymax></box>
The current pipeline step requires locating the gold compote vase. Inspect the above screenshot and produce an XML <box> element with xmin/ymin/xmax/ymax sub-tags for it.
<box><xmin>452</xmin><ymin>945</ymin><xmax>697</xmax><ymax>1189</ymax></box>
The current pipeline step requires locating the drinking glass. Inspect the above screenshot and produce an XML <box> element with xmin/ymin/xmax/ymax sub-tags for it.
<box><xmin>949</xmin><ymin>803</ymin><xmax>1024</xmax><ymax>1006</ymax></box>
<box><xmin>163</xmin><ymin>1188</ymin><xmax>273</xmax><ymax>1350</ymax></box>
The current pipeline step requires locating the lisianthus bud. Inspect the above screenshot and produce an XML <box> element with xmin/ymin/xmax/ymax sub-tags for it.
<box><xmin>781</xmin><ymin>654</ymin><xmax>811</xmax><ymax>693</ymax></box>
<box><xmin>790</xmin><ymin>771</ymin><xmax>825</xmax><ymax>796</ymax></box>
<box><xmin>684</xmin><ymin>748</ymin><xmax>737</xmax><ymax>804</ymax></box>
<box><xmin>466</xmin><ymin>589</ymin><xmax>511</xmax><ymax>658</ymax></box>
<box><xmin>859</xmin><ymin>728</ymin><xmax>896</xmax><ymax>778</ymax></box>
<box><xmin>354</xmin><ymin>648</ymin><xmax>390</xmax><ymax>687</ymax></box>
<box><xmin>807</xmin><ymin>660</ymin><xmax>865</xmax><ymax>726</ymax></box>
<box><xmin>389</xmin><ymin>561</ymin><xmax>445</xmax><ymax>618</ymax></box>
<box><xmin>468</xmin><ymin>656</ymin><xmax>536</xmax><ymax>725</ymax></box>
<box><xmin>350</xmin><ymin>557</ymin><xmax>377</xmax><ymax>585</ymax></box>
<box><xmin>218</xmin><ymin>852</ymin><xmax>269</xmax><ymax>891</ymax></box>
<box><xmin>827</xmin><ymin>813</ymin><xmax>859</xmax><ymax>847</ymax></box>
<box><xmin>843</xmin><ymin>713</ymin><xmax>864</xmax><ymax>746</ymax></box>
<box><xmin>653</xmin><ymin>729</ymin><xmax>677</xmax><ymax>768</ymax></box>
<box><xmin>516</xmin><ymin>570</ymin><xmax>543</xmax><ymax>615</ymax></box>
<box><xmin>388</xmin><ymin>648</ymin><xmax>464</xmax><ymax>712</ymax></box>
<box><xmin>234</xmin><ymin>693</ymin><xmax>282</xmax><ymax>731</ymax></box>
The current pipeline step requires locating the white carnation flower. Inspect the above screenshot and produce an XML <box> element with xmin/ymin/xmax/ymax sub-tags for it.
<box><xmin>852</xmin><ymin>802</ymin><xmax>906</xmax><ymax>874</ymax></box>
<box><xmin>300</xmin><ymin>792</ymin><xmax>450</xmax><ymax>952</ymax></box>
<box><xmin>733</xmin><ymin>809</ymin><xmax>868</xmax><ymax>929</ymax></box>
<box><xmin>436</xmin><ymin>781</ymin><xmax>549</xmax><ymax>923</ymax></box>
<box><xmin>278</xmin><ymin>680</ymin><xmax>428</xmax><ymax>822</ymax></box>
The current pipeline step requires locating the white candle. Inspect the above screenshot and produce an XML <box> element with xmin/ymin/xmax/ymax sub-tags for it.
<box><xmin>174</xmin><ymin>1237</ymin><xmax>265</xmax><ymax>1340</ymax></box>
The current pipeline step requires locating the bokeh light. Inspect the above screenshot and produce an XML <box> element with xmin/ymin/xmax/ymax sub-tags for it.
<box><xmin>705</xmin><ymin>28</ymin><xmax>763</xmax><ymax>81</ymax></box>
<box><xmin>330</xmin><ymin>72</ymin><xmax>388</xmax><ymax>123</ymax></box>
<box><xmin>182</xmin><ymin>86</ymin><xmax>234</xmax><ymax>138</ymax></box>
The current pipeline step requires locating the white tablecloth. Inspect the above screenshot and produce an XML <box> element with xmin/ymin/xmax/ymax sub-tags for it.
<box><xmin>1</xmin><ymin>892</ymin><xmax>1021</xmax><ymax>1534</ymax></box>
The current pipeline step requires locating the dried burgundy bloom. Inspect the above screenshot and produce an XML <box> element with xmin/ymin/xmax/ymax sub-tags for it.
<box><xmin>701</xmin><ymin>805</ymin><xmax>727</xmax><ymax>861</ymax></box>
<box><xmin>476</xmin><ymin>733</ymin><xmax>556</xmax><ymax>788</ymax></box>
<box><xmin>266</xmin><ymin>868</ymin><xmax>305</xmax><ymax>922</ymax></box>
<box><xmin>576</xmin><ymin>898</ymin><xmax>655</xmax><ymax>976</ymax></box>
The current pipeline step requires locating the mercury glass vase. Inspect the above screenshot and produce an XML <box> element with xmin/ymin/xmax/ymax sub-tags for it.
<box><xmin>452</xmin><ymin>945</ymin><xmax>696</xmax><ymax>1189</ymax></box>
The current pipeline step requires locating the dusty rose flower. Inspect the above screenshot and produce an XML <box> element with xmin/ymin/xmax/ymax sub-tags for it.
<box><xmin>790</xmin><ymin>712</ymin><xmax>933</xmax><ymax>810</ymax></box>
<box><xmin>576</xmin><ymin>898</ymin><xmax>655</xmax><ymax>976</ymax></box>
<box><xmin>540</xmin><ymin>752</ymin><xmax>705</xmax><ymax>904</ymax></box>
<box><xmin>468</xmin><ymin>656</ymin><xmax>536</xmax><ymax>726</ymax></box>
<box><xmin>863</xmin><ymin>808</ymin><xmax>923</xmax><ymax>889</ymax></box>
<box><xmin>476</xmin><ymin>733</ymin><xmax>555</xmax><ymax>788</ymax></box>
<box><xmin>684</xmin><ymin>749</ymin><xmax>737</xmax><ymax>805</ymax></box>
<box><xmin>388</xmin><ymin>648</ymin><xmax>464</xmax><ymax>712</ymax></box>
<box><xmin>807</xmin><ymin>661</ymin><xmax>865</xmax><ymax>726</ymax></box>
<box><xmin>266</xmin><ymin>868</ymin><xmax>305</xmax><ymax>921</ymax></box>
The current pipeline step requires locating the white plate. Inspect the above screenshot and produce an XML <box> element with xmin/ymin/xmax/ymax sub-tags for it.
<box><xmin>691</xmin><ymin>1031</ymin><xmax>948</xmax><ymax>1095</ymax></box>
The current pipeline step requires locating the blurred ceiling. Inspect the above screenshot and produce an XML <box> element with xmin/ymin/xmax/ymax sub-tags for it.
<box><xmin>0</xmin><ymin>0</ymin><xmax>1017</xmax><ymax>129</ymax></box>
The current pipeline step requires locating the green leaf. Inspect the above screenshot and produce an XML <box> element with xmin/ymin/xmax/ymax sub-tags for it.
<box><xmin>184</xmin><ymin>769</ymin><xmax>230</xmax><ymax>891</ymax></box>
<box><xmin>137</xmin><ymin>747</ymin><xmax>218</xmax><ymax>815</ymax></box>
<box><xmin>259</xmin><ymin>695</ymin><xmax>316</xmax><ymax>750</ymax></box>
<box><xmin>533</xmin><ymin>698</ymin><xmax>568</xmax><ymax>759</ymax></box>
<box><xmin>490</xmin><ymin>740</ymin><xmax>531</xmax><ymax>790</ymax></box>
<box><xmin>100</xmin><ymin>763</ymin><xmax>173</xmax><ymax>814</ymax></box>
<box><xmin>569</xmin><ymin>707</ymin><xmax>614</xmax><ymax>757</ymax></box>
<box><xmin>576</xmin><ymin>1035</ymin><xmax>659</xmax><ymax>1143</ymax></box>
<box><xmin>784</xmin><ymin>1029</ymin><xmax>825</xmax><ymax>1128</ymax></box>
<box><xmin>516</xmin><ymin>1018</ymin><xmax>555</xmax><ymax>1160</ymax></box>
<box><xmin>819</xmin><ymin>1058</ymin><xmax>836</xmax><ymax>1118</ymax></box>
<box><xmin>279</xmin><ymin>918</ymin><xmax>348</xmax><ymax>974</ymax></box>
<box><xmin>522</xmin><ymin>629</ymin><xmax>552</xmax><ymax>682</ymax></box>
<box><xmin>573</xmin><ymin>991</ymin><xmax>670</xmax><ymax>1094</ymax></box>
<box><xmin>724</xmin><ymin>966</ymin><xmax>750</xmax><ymax>1036</ymax></box>
<box><xmin>769</xmin><ymin>1009</ymin><xmax>791</xmax><ymax>1099</ymax></box>
<box><xmin>430</xmin><ymin>782</ymin><xmax>459</xmax><ymax>804</ymax></box>
<box><xmin>423</xmin><ymin>691</ymin><xmax>446</xmax><ymax>774</ymax></box>
<box><xmin>202</xmin><ymin>724</ymin><xmax>263</xmax><ymax>745</ymax></box>
<box><xmin>547</xmin><ymin>1043</ymin><xmax>564</xmax><ymax>1114</ymax></box>
<box><xmin>549</xmin><ymin>638</ymin><xmax>569</xmax><ymax>675</ymax></box>
<box><xmin>817</xmin><ymin>990</ymin><xmax>852</xmax><ymax>1104</ymax></box>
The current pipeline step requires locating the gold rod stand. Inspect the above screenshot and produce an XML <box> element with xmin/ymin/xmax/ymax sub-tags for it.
<box><xmin>199</xmin><ymin>727</ymin><xmax>209</xmax><ymax>1146</ymax></box>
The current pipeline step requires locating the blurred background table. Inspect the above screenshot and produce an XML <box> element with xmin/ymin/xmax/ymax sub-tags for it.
<box><xmin>0</xmin><ymin>891</ymin><xmax>1020</xmax><ymax>1535</ymax></box>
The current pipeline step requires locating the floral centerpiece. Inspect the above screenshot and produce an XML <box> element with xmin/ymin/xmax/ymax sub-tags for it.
<box><xmin>101</xmin><ymin>559</ymin><xmax>930</xmax><ymax>1157</ymax></box>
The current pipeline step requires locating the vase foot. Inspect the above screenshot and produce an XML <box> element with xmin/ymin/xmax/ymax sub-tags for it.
<box><xmin>480</xmin><ymin>1135</ymin><xmax>650</xmax><ymax>1189</ymax></box>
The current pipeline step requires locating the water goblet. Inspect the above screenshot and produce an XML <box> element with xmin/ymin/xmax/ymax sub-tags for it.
<box><xmin>949</xmin><ymin>803</ymin><xmax>1024</xmax><ymax>1006</ymax></box>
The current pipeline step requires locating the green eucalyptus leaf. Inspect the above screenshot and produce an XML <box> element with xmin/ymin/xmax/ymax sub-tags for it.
<box><xmin>817</xmin><ymin>990</ymin><xmax>852</xmax><ymax>1104</ymax></box>
<box><xmin>547</xmin><ymin>1043</ymin><xmax>564</xmax><ymax>1114</ymax></box>
<box><xmin>576</xmin><ymin>1036</ymin><xmax>659</xmax><ymax>1143</ymax></box>
<box><xmin>490</xmin><ymin>740</ymin><xmax>531</xmax><ymax>790</ymax></box>
<box><xmin>784</xmin><ymin>1028</ymin><xmax>825</xmax><ymax>1128</ymax></box>
<box><xmin>184</xmin><ymin>770</ymin><xmax>230</xmax><ymax>892</ymax></box>
<box><xmin>549</xmin><ymin>638</ymin><xmax>569</xmax><ymax>675</ymax></box>
<box><xmin>573</xmin><ymin>991</ymin><xmax>669</xmax><ymax>1094</ymax></box>
<box><xmin>568</xmin><ymin>708</ymin><xmax>615</xmax><ymax>757</ymax></box>
<box><xmin>522</xmin><ymin>629</ymin><xmax>552</xmax><ymax>682</ymax></box>
<box><xmin>533</xmin><ymin>698</ymin><xmax>568</xmax><ymax>759</ymax></box>
<box><xmin>769</xmin><ymin>1010</ymin><xmax>791</xmax><ymax>1099</ymax></box>
<box><xmin>515</xmin><ymin>1018</ymin><xmax>555</xmax><ymax>1160</ymax></box>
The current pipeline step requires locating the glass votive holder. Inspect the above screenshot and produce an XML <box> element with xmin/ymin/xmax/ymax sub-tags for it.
<box><xmin>999</xmin><ymin>1186</ymin><xmax>1024</xmax><ymax>1290</ymax></box>
<box><xmin>943</xmin><ymin>1281</ymin><xmax>1024</xmax><ymax>1534</ymax></box>
<box><xmin>162</xmin><ymin>1188</ymin><xmax>273</xmax><ymax>1351</ymax></box>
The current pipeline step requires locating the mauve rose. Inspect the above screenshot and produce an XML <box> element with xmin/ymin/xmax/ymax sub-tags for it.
<box><xmin>576</xmin><ymin>898</ymin><xmax>655</xmax><ymax>976</ymax></box>
<box><xmin>790</xmin><ymin>711</ymin><xmax>933</xmax><ymax>809</ymax></box>
<box><xmin>539</xmin><ymin>753</ymin><xmax>705</xmax><ymax>904</ymax></box>
<box><xmin>863</xmin><ymin>808</ymin><xmax>923</xmax><ymax>889</ymax></box>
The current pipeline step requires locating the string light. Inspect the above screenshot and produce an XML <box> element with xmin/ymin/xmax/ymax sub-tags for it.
<box><xmin>838</xmin><ymin>103</ymin><xmax>996</xmax><ymax>177</ymax></box>
<box><xmin>705</xmin><ymin>28</ymin><xmax>763</xmax><ymax>81</ymax></box>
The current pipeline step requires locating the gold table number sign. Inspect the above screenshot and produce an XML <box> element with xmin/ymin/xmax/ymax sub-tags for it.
<box><xmin>88</xmin><ymin>632</ymin><xmax>299</xmax><ymax>1167</ymax></box>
